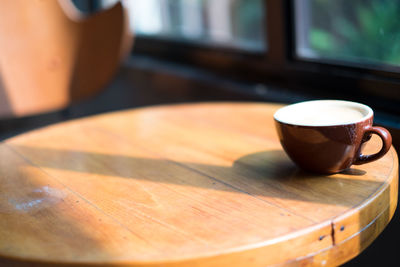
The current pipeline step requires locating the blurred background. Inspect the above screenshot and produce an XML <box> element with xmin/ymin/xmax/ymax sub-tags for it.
<box><xmin>1</xmin><ymin>0</ymin><xmax>399</xmax><ymax>265</ymax></box>
<box><xmin>105</xmin><ymin>0</ymin><xmax>400</xmax><ymax>66</ymax></box>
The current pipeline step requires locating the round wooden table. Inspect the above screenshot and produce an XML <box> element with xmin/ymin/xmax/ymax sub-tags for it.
<box><xmin>0</xmin><ymin>102</ymin><xmax>398</xmax><ymax>266</ymax></box>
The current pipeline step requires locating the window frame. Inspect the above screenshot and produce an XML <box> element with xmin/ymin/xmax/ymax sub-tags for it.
<box><xmin>125</xmin><ymin>0</ymin><xmax>400</xmax><ymax>115</ymax></box>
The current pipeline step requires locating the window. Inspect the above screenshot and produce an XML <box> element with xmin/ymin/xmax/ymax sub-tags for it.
<box><xmin>97</xmin><ymin>0</ymin><xmax>400</xmax><ymax>118</ymax></box>
<box><xmin>101</xmin><ymin>0</ymin><xmax>266</xmax><ymax>52</ymax></box>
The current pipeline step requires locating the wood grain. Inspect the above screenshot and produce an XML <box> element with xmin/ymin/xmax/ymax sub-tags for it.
<box><xmin>0</xmin><ymin>0</ymin><xmax>132</xmax><ymax>118</ymax></box>
<box><xmin>0</xmin><ymin>102</ymin><xmax>397</xmax><ymax>266</ymax></box>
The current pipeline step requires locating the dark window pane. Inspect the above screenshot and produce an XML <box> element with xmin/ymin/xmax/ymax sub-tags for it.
<box><xmin>295</xmin><ymin>0</ymin><xmax>400</xmax><ymax>67</ymax></box>
<box><xmin>102</xmin><ymin>0</ymin><xmax>266</xmax><ymax>51</ymax></box>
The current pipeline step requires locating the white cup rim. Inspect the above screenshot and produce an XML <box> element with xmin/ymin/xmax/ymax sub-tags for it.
<box><xmin>273</xmin><ymin>100</ymin><xmax>373</xmax><ymax>127</ymax></box>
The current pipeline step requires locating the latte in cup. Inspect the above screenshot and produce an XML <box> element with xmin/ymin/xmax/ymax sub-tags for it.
<box><xmin>274</xmin><ymin>101</ymin><xmax>368</xmax><ymax>126</ymax></box>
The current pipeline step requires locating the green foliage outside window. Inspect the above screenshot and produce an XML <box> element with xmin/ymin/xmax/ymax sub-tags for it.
<box><xmin>309</xmin><ymin>0</ymin><xmax>400</xmax><ymax>65</ymax></box>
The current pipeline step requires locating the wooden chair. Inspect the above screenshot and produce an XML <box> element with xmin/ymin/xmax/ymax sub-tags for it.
<box><xmin>0</xmin><ymin>0</ymin><xmax>132</xmax><ymax>118</ymax></box>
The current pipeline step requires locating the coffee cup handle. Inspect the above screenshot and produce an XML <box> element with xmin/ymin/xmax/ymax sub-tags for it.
<box><xmin>353</xmin><ymin>126</ymin><xmax>392</xmax><ymax>165</ymax></box>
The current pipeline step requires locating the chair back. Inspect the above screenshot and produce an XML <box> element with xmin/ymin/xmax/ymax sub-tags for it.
<box><xmin>0</xmin><ymin>0</ymin><xmax>132</xmax><ymax>118</ymax></box>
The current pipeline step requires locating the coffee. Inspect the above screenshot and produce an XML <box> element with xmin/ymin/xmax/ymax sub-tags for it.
<box><xmin>274</xmin><ymin>100</ymin><xmax>392</xmax><ymax>173</ymax></box>
<box><xmin>274</xmin><ymin>100</ymin><xmax>368</xmax><ymax>126</ymax></box>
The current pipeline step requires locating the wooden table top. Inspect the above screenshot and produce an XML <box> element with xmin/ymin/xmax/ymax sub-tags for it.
<box><xmin>0</xmin><ymin>102</ymin><xmax>398</xmax><ymax>266</ymax></box>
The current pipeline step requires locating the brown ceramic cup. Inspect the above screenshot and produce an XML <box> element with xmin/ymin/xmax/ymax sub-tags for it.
<box><xmin>274</xmin><ymin>100</ymin><xmax>392</xmax><ymax>174</ymax></box>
